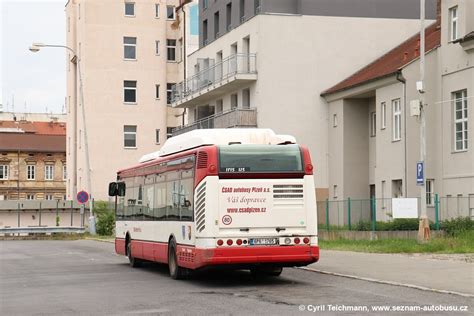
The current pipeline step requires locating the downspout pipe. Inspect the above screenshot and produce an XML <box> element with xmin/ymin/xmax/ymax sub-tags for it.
<box><xmin>396</xmin><ymin>70</ymin><xmax>408</xmax><ymax>197</ymax></box>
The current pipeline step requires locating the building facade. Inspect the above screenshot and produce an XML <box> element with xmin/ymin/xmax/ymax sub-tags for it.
<box><xmin>0</xmin><ymin>120</ymin><xmax>67</xmax><ymax>201</ymax></box>
<box><xmin>65</xmin><ymin>0</ymin><xmax>199</xmax><ymax>200</ymax></box>
<box><xmin>322</xmin><ymin>0</ymin><xmax>473</xmax><ymax>220</ymax></box>
<box><xmin>170</xmin><ymin>0</ymin><xmax>437</xmax><ymax>200</ymax></box>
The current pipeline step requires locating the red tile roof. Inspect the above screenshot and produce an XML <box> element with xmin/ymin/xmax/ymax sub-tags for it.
<box><xmin>322</xmin><ymin>22</ymin><xmax>441</xmax><ymax>96</ymax></box>
<box><xmin>0</xmin><ymin>134</ymin><xmax>65</xmax><ymax>152</ymax></box>
<box><xmin>0</xmin><ymin>121</ymin><xmax>66</xmax><ymax>135</ymax></box>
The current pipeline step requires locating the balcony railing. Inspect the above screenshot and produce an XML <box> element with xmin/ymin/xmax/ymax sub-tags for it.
<box><xmin>172</xmin><ymin>108</ymin><xmax>257</xmax><ymax>136</ymax></box>
<box><xmin>171</xmin><ymin>53</ymin><xmax>257</xmax><ymax>105</ymax></box>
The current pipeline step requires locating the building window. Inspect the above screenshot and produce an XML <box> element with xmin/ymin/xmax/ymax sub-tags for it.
<box><xmin>381</xmin><ymin>180</ymin><xmax>386</xmax><ymax>209</ymax></box>
<box><xmin>254</xmin><ymin>0</ymin><xmax>261</xmax><ymax>14</ymax></box>
<box><xmin>333</xmin><ymin>185</ymin><xmax>338</xmax><ymax>199</ymax></box>
<box><xmin>45</xmin><ymin>165</ymin><xmax>54</xmax><ymax>181</ymax></box>
<box><xmin>226</xmin><ymin>3</ymin><xmax>232</xmax><ymax>30</ymax></box>
<box><xmin>203</xmin><ymin>0</ymin><xmax>208</xmax><ymax>10</ymax></box>
<box><xmin>392</xmin><ymin>99</ymin><xmax>401</xmax><ymax>141</ymax></box>
<box><xmin>333</xmin><ymin>114</ymin><xmax>338</xmax><ymax>127</ymax></box>
<box><xmin>155</xmin><ymin>84</ymin><xmax>160</xmax><ymax>99</ymax></box>
<box><xmin>124</xmin><ymin>80</ymin><xmax>137</xmax><ymax>103</ymax></box>
<box><xmin>155</xmin><ymin>129</ymin><xmax>160</xmax><ymax>144</ymax></box>
<box><xmin>381</xmin><ymin>102</ymin><xmax>386</xmax><ymax>129</ymax></box>
<box><xmin>27</xmin><ymin>165</ymin><xmax>35</xmax><ymax>180</ymax></box>
<box><xmin>166</xmin><ymin>5</ymin><xmax>175</xmax><ymax>20</ymax></box>
<box><xmin>155</xmin><ymin>40</ymin><xmax>160</xmax><ymax>55</ymax></box>
<box><xmin>231</xmin><ymin>93</ymin><xmax>238</xmax><ymax>109</ymax></box>
<box><xmin>167</xmin><ymin>83</ymin><xmax>175</xmax><ymax>104</ymax></box>
<box><xmin>125</xmin><ymin>2</ymin><xmax>135</xmax><ymax>16</ymax></box>
<box><xmin>123</xmin><ymin>37</ymin><xmax>137</xmax><ymax>60</ymax></box>
<box><xmin>167</xmin><ymin>127</ymin><xmax>173</xmax><ymax>139</ymax></box>
<box><xmin>239</xmin><ymin>0</ymin><xmax>245</xmax><ymax>22</ymax></box>
<box><xmin>155</xmin><ymin>4</ymin><xmax>160</xmax><ymax>18</ymax></box>
<box><xmin>63</xmin><ymin>165</ymin><xmax>67</xmax><ymax>180</ymax></box>
<box><xmin>45</xmin><ymin>194</ymin><xmax>53</xmax><ymax>201</ymax></box>
<box><xmin>203</xmin><ymin>20</ymin><xmax>208</xmax><ymax>45</ymax></box>
<box><xmin>214</xmin><ymin>11</ymin><xmax>220</xmax><ymax>38</ymax></box>
<box><xmin>167</xmin><ymin>39</ymin><xmax>176</xmax><ymax>61</ymax></box>
<box><xmin>426</xmin><ymin>179</ymin><xmax>434</xmax><ymax>206</ymax></box>
<box><xmin>454</xmin><ymin>90</ymin><xmax>468</xmax><ymax>151</ymax></box>
<box><xmin>370</xmin><ymin>112</ymin><xmax>376</xmax><ymax>137</ymax></box>
<box><xmin>26</xmin><ymin>194</ymin><xmax>35</xmax><ymax>200</ymax></box>
<box><xmin>0</xmin><ymin>165</ymin><xmax>8</xmax><ymax>180</ymax></box>
<box><xmin>392</xmin><ymin>179</ymin><xmax>403</xmax><ymax>198</ymax></box>
<box><xmin>124</xmin><ymin>125</ymin><xmax>137</xmax><ymax>148</ymax></box>
<box><xmin>449</xmin><ymin>6</ymin><xmax>458</xmax><ymax>41</ymax></box>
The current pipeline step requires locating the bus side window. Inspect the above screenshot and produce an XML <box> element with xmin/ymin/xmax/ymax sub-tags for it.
<box><xmin>154</xmin><ymin>174</ymin><xmax>166</xmax><ymax>220</ymax></box>
<box><xmin>180</xmin><ymin>169</ymin><xmax>194</xmax><ymax>221</ymax></box>
<box><xmin>166</xmin><ymin>170</ymin><xmax>180</xmax><ymax>220</ymax></box>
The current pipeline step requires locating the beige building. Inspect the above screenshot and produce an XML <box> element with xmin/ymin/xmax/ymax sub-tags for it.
<box><xmin>0</xmin><ymin>120</ymin><xmax>67</xmax><ymax>201</ymax></box>
<box><xmin>322</xmin><ymin>0</ymin><xmax>473</xmax><ymax>220</ymax></box>
<box><xmin>66</xmin><ymin>0</ymin><xmax>199</xmax><ymax>200</ymax></box>
<box><xmin>170</xmin><ymin>0</ymin><xmax>437</xmax><ymax>200</ymax></box>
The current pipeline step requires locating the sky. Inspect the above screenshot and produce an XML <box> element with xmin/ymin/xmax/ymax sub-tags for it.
<box><xmin>1</xmin><ymin>0</ymin><xmax>66</xmax><ymax>114</ymax></box>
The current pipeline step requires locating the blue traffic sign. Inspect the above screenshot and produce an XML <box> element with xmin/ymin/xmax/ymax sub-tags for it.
<box><xmin>77</xmin><ymin>190</ymin><xmax>89</xmax><ymax>204</ymax></box>
<box><xmin>416</xmin><ymin>162</ymin><xmax>424</xmax><ymax>186</ymax></box>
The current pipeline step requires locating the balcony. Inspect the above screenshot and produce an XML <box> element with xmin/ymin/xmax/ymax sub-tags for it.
<box><xmin>172</xmin><ymin>108</ymin><xmax>257</xmax><ymax>136</ymax></box>
<box><xmin>171</xmin><ymin>53</ymin><xmax>257</xmax><ymax>108</ymax></box>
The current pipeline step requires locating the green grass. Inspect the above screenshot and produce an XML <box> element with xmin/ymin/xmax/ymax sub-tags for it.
<box><xmin>319</xmin><ymin>230</ymin><xmax>474</xmax><ymax>254</ymax></box>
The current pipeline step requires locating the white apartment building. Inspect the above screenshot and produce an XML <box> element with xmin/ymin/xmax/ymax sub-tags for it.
<box><xmin>322</xmin><ymin>0</ymin><xmax>473</xmax><ymax>221</ymax></box>
<box><xmin>66</xmin><ymin>0</ymin><xmax>199</xmax><ymax>200</ymax></box>
<box><xmin>170</xmin><ymin>0</ymin><xmax>437</xmax><ymax>201</ymax></box>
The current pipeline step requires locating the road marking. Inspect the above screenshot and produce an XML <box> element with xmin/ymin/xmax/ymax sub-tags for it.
<box><xmin>298</xmin><ymin>267</ymin><xmax>474</xmax><ymax>298</ymax></box>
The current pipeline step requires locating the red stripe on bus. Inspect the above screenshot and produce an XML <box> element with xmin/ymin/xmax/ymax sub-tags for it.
<box><xmin>116</xmin><ymin>238</ymin><xmax>319</xmax><ymax>270</ymax></box>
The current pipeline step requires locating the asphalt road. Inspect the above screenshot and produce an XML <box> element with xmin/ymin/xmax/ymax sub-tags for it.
<box><xmin>0</xmin><ymin>240</ymin><xmax>472</xmax><ymax>316</ymax></box>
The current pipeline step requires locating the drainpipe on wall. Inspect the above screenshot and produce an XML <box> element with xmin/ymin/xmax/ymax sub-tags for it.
<box><xmin>180</xmin><ymin>3</ymin><xmax>187</xmax><ymax>127</ymax></box>
<box><xmin>396</xmin><ymin>70</ymin><xmax>408</xmax><ymax>197</ymax></box>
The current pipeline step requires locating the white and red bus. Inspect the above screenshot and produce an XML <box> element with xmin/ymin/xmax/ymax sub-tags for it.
<box><xmin>109</xmin><ymin>129</ymin><xmax>319</xmax><ymax>279</ymax></box>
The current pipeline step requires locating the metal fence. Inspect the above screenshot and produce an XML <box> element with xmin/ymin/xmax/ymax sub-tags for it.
<box><xmin>0</xmin><ymin>200</ymin><xmax>88</xmax><ymax>234</ymax></box>
<box><xmin>317</xmin><ymin>195</ymin><xmax>474</xmax><ymax>231</ymax></box>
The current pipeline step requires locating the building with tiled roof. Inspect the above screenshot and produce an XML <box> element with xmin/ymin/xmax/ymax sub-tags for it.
<box><xmin>321</xmin><ymin>0</ymin><xmax>473</xmax><ymax>224</ymax></box>
<box><xmin>0</xmin><ymin>117</ymin><xmax>67</xmax><ymax>201</ymax></box>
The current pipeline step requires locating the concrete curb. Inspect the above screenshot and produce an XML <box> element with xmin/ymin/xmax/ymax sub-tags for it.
<box><xmin>298</xmin><ymin>267</ymin><xmax>474</xmax><ymax>298</ymax></box>
<box><xmin>84</xmin><ymin>237</ymin><xmax>114</xmax><ymax>243</ymax></box>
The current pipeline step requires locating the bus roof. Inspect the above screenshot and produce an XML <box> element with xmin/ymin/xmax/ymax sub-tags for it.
<box><xmin>139</xmin><ymin>128</ymin><xmax>296</xmax><ymax>163</ymax></box>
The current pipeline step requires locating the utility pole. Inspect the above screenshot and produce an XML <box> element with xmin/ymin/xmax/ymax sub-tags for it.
<box><xmin>417</xmin><ymin>0</ymin><xmax>430</xmax><ymax>242</ymax></box>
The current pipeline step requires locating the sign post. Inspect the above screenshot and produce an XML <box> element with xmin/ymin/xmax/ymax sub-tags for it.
<box><xmin>77</xmin><ymin>191</ymin><xmax>95</xmax><ymax>234</ymax></box>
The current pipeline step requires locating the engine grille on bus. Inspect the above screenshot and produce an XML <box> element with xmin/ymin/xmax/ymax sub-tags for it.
<box><xmin>273</xmin><ymin>184</ymin><xmax>304</xmax><ymax>206</ymax></box>
<box><xmin>195</xmin><ymin>182</ymin><xmax>207</xmax><ymax>232</ymax></box>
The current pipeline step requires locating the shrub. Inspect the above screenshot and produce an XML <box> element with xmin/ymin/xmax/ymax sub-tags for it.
<box><xmin>94</xmin><ymin>201</ymin><xmax>115</xmax><ymax>236</ymax></box>
<box><xmin>353</xmin><ymin>218</ymin><xmax>435</xmax><ymax>231</ymax></box>
<box><xmin>440</xmin><ymin>217</ymin><xmax>474</xmax><ymax>237</ymax></box>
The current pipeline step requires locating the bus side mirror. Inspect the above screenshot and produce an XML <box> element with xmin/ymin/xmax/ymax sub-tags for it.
<box><xmin>117</xmin><ymin>182</ymin><xmax>126</xmax><ymax>197</ymax></box>
<box><xmin>108</xmin><ymin>182</ymin><xmax>118</xmax><ymax>196</ymax></box>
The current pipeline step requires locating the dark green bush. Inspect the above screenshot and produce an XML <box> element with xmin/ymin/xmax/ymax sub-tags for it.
<box><xmin>353</xmin><ymin>218</ymin><xmax>436</xmax><ymax>231</ymax></box>
<box><xmin>94</xmin><ymin>201</ymin><xmax>115</xmax><ymax>236</ymax></box>
<box><xmin>440</xmin><ymin>217</ymin><xmax>474</xmax><ymax>237</ymax></box>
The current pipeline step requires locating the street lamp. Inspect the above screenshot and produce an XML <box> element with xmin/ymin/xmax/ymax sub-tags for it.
<box><xmin>29</xmin><ymin>42</ymin><xmax>96</xmax><ymax>235</ymax></box>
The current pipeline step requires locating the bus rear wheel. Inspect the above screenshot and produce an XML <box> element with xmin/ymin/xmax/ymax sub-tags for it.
<box><xmin>168</xmin><ymin>238</ymin><xmax>186</xmax><ymax>280</ymax></box>
<box><xmin>127</xmin><ymin>240</ymin><xmax>141</xmax><ymax>268</ymax></box>
<box><xmin>251</xmin><ymin>266</ymin><xmax>283</xmax><ymax>277</ymax></box>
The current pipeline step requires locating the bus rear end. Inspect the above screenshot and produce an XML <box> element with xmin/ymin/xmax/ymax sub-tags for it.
<box><xmin>191</xmin><ymin>143</ymin><xmax>319</xmax><ymax>274</ymax></box>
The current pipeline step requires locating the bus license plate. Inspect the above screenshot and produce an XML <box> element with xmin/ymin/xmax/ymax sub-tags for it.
<box><xmin>249</xmin><ymin>238</ymin><xmax>278</xmax><ymax>246</ymax></box>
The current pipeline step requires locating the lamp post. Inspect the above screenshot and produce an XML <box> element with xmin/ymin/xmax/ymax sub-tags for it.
<box><xmin>417</xmin><ymin>1</ymin><xmax>430</xmax><ymax>242</ymax></box>
<box><xmin>30</xmin><ymin>43</ymin><xmax>96</xmax><ymax>234</ymax></box>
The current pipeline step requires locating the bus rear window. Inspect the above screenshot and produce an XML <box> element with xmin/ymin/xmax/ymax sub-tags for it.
<box><xmin>218</xmin><ymin>144</ymin><xmax>303</xmax><ymax>173</ymax></box>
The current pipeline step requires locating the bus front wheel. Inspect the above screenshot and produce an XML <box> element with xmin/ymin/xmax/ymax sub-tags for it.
<box><xmin>127</xmin><ymin>240</ymin><xmax>141</xmax><ymax>268</ymax></box>
<box><xmin>168</xmin><ymin>238</ymin><xmax>186</xmax><ymax>280</ymax></box>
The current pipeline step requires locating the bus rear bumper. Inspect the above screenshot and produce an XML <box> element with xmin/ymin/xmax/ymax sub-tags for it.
<box><xmin>192</xmin><ymin>245</ymin><xmax>319</xmax><ymax>269</ymax></box>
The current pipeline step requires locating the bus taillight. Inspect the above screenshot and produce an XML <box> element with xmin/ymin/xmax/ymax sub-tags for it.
<box><xmin>226</xmin><ymin>239</ymin><xmax>233</xmax><ymax>246</ymax></box>
<box><xmin>294</xmin><ymin>237</ymin><xmax>300</xmax><ymax>244</ymax></box>
<box><xmin>236</xmin><ymin>239</ymin><xmax>242</xmax><ymax>245</ymax></box>
<box><xmin>217</xmin><ymin>239</ymin><xmax>224</xmax><ymax>246</ymax></box>
<box><xmin>303</xmin><ymin>237</ymin><xmax>310</xmax><ymax>244</ymax></box>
